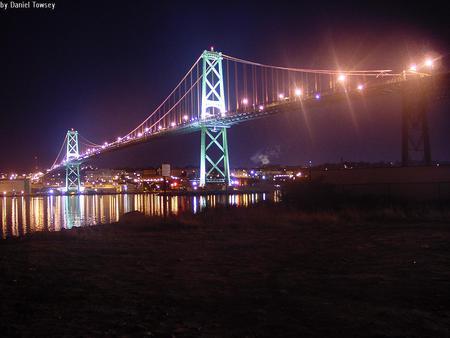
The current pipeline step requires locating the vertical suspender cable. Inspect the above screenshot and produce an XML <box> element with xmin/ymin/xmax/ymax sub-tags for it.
<box><xmin>191</xmin><ymin>68</ymin><xmax>194</xmax><ymax>118</ymax></box>
<box><xmin>197</xmin><ymin>62</ymin><xmax>200</xmax><ymax>119</ymax></box>
<box><xmin>243</xmin><ymin>64</ymin><xmax>247</xmax><ymax>102</ymax></box>
<box><xmin>235</xmin><ymin>62</ymin><xmax>239</xmax><ymax>110</ymax></box>
<box><xmin>264</xmin><ymin>68</ymin><xmax>267</xmax><ymax>103</ymax></box>
<box><xmin>226</xmin><ymin>59</ymin><xmax>230</xmax><ymax>112</ymax></box>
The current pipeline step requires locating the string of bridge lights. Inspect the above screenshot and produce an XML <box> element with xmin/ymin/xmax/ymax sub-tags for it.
<box><xmin>408</xmin><ymin>57</ymin><xmax>435</xmax><ymax>74</ymax></box>
<box><xmin>49</xmin><ymin>52</ymin><xmax>438</xmax><ymax>171</ymax></box>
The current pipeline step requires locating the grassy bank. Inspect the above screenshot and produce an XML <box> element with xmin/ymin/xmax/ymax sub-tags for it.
<box><xmin>1</xmin><ymin>204</ymin><xmax>449</xmax><ymax>337</ymax></box>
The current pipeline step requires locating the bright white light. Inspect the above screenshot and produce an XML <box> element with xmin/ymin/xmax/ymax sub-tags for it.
<box><xmin>158</xmin><ymin>125</ymin><xmax>162</xmax><ymax>130</ymax></box>
<box><xmin>117</xmin><ymin>137</ymin><xmax>122</xmax><ymax>142</ymax></box>
<box><xmin>137</xmin><ymin>132</ymin><xmax>142</xmax><ymax>137</ymax></box>
<box><xmin>183</xmin><ymin>115</ymin><xmax>189</xmax><ymax>121</ymax></box>
<box><xmin>424</xmin><ymin>58</ymin><xmax>433</xmax><ymax>68</ymax></box>
<box><xmin>357</xmin><ymin>84</ymin><xmax>364</xmax><ymax>91</ymax></box>
<box><xmin>409</xmin><ymin>64</ymin><xmax>417</xmax><ymax>72</ymax></box>
<box><xmin>337</xmin><ymin>74</ymin><xmax>346</xmax><ymax>82</ymax></box>
<box><xmin>242</xmin><ymin>98</ymin><xmax>248</xmax><ymax>105</ymax></box>
<box><xmin>315</xmin><ymin>94</ymin><xmax>320</xmax><ymax>100</ymax></box>
<box><xmin>258</xmin><ymin>105</ymin><xmax>264</xmax><ymax>110</ymax></box>
<box><xmin>171</xmin><ymin>122</ymin><xmax>176</xmax><ymax>127</ymax></box>
<box><xmin>294</xmin><ymin>88</ymin><xmax>303</xmax><ymax>96</ymax></box>
<box><xmin>145</xmin><ymin>127</ymin><xmax>149</xmax><ymax>132</ymax></box>
<box><xmin>278</xmin><ymin>93</ymin><xmax>284</xmax><ymax>99</ymax></box>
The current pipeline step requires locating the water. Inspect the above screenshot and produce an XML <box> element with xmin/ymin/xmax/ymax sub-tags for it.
<box><xmin>0</xmin><ymin>192</ymin><xmax>278</xmax><ymax>238</ymax></box>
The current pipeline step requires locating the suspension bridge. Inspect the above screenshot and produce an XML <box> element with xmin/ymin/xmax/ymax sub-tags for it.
<box><xmin>46</xmin><ymin>48</ymin><xmax>449</xmax><ymax>192</ymax></box>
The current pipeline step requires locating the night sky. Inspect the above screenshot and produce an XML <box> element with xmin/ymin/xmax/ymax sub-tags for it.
<box><xmin>1</xmin><ymin>0</ymin><xmax>448</xmax><ymax>172</ymax></box>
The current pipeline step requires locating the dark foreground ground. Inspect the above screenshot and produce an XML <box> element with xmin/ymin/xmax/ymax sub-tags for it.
<box><xmin>1</xmin><ymin>205</ymin><xmax>450</xmax><ymax>337</ymax></box>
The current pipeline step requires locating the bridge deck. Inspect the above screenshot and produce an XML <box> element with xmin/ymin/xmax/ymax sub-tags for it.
<box><xmin>51</xmin><ymin>73</ymin><xmax>449</xmax><ymax>172</ymax></box>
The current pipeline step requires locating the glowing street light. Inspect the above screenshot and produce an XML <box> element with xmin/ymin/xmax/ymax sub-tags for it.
<box><xmin>183</xmin><ymin>115</ymin><xmax>189</xmax><ymax>121</ymax></box>
<box><xmin>337</xmin><ymin>74</ymin><xmax>346</xmax><ymax>82</ymax></box>
<box><xmin>357</xmin><ymin>84</ymin><xmax>364</xmax><ymax>91</ymax></box>
<box><xmin>315</xmin><ymin>93</ymin><xmax>320</xmax><ymax>100</ymax></box>
<box><xmin>158</xmin><ymin>125</ymin><xmax>162</xmax><ymax>130</ymax></box>
<box><xmin>424</xmin><ymin>58</ymin><xmax>434</xmax><ymax>68</ymax></box>
<box><xmin>170</xmin><ymin>122</ymin><xmax>176</xmax><ymax>127</ymax></box>
<box><xmin>242</xmin><ymin>98</ymin><xmax>249</xmax><ymax>105</ymax></box>
<box><xmin>294</xmin><ymin>88</ymin><xmax>303</xmax><ymax>97</ymax></box>
<box><xmin>258</xmin><ymin>105</ymin><xmax>264</xmax><ymax>110</ymax></box>
<box><xmin>409</xmin><ymin>64</ymin><xmax>417</xmax><ymax>72</ymax></box>
<box><xmin>278</xmin><ymin>93</ymin><xmax>285</xmax><ymax>100</ymax></box>
<box><xmin>137</xmin><ymin>132</ymin><xmax>142</xmax><ymax>137</ymax></box>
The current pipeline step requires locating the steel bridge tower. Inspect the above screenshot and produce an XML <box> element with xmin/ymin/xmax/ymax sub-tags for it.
<box><xmin>65</xmin><ymin>129</ymin><xmax>81</xmax><ymax>193</ymax></box>
<box><xmin>199</xmin><ymin>49</ymin><xmax>231</xmax><ymax>187</ymax></box>
<box><xmin>401</xmin><ymin>79</ymin><xmax>432</xmax><ymax>166</ymax></box>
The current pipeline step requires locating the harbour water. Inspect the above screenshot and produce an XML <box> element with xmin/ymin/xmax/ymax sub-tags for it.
<box><xmin>0</xmin><ymin>192</ymin><xmax>278</xmax><ymax>238</ymax></box>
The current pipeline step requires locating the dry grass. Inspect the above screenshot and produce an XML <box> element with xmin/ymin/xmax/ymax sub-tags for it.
<box><xmin>1</xmin><ymin>204</ymin><xmax>449</xmax><ymax>337</ymax></box>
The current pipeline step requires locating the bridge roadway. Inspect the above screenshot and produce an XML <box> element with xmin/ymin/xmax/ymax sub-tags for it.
<box><xmin>49</xmin><ymin>72</ymin><xmax>449</xmax><ymax>173</ymax></box>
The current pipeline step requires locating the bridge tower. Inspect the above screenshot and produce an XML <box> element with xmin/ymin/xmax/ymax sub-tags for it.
<box><xmin>65</xmin><ymin>129</ymin><xmax>81</xmax><ymax>193</ymax></box>
<box><xmin>401</xmin><ymin>79</ymin><xmax>432</xmax><ymax>166</ymax></box>
<box><xmin>199</xmin><ymin>49</ymin><xmax>231</xmax><ymax>187</ymax></box>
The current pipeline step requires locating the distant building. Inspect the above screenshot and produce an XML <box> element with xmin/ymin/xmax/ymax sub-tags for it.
<box><xmin>142</xmin><ymin>168</ymin><xmax>159</xmax><ymax>179</ymax></box>
<box><xmin>85</xmin><ymin>169</ymin><xmax>124</xmax><ymax>183</ymax></box>
<box><xmin>0</xmin><ymin>179</ymin><xmax>31</xmax><ymax>195</ymax></box>
<box><xmin>232</xmin><ymin>169</ymin><xmax>251</xmax><ymax>178</ymax></box>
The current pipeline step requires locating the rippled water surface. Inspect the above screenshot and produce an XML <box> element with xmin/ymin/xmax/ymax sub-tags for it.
<box><xmin>0</xmin><ymin>192</ymin><xmax>279</xmax><ymax>238</ymax></box>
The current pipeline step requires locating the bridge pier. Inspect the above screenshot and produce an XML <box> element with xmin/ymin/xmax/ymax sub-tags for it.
<box><xmin>199</xmin><ymin>125</ymin><xmax>231</xmax><ymax>187</ymax></box>
<box><xmin>401</xmin><ymin>79</ymin><xmax>432</xmax><ymax>166</ymax></box>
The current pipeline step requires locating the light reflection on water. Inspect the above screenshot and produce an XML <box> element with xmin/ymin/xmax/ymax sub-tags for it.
<box><xmin>0</xmin><ymin>192</ymin><xmax>280</xmax><ymax>238</ymax></box>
